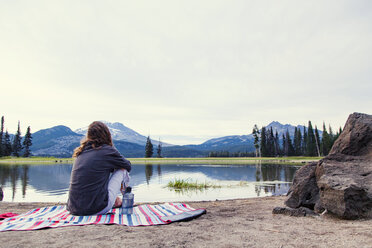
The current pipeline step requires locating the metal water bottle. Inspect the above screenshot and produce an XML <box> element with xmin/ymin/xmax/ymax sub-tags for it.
<box><xmin>122</xmin><ymin>186</ymin><xmax>134</xmax><ymax>214</ymax></box>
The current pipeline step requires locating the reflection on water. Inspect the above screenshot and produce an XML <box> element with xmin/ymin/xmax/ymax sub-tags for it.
<box><xmin>145</xmin><ymin>164</ymin><xmax>153</xmax><ymax>184</ymax></box>
<box><xmin>0</xmin><ymin>163</ymin><xmax>298</xmax><ymax>203</ymax></box>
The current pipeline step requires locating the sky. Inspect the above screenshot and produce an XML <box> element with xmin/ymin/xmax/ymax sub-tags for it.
<box><xmin>1</xmin><ymin>0</ymin><xmax>371</xmax><ymax>145</ymax></box>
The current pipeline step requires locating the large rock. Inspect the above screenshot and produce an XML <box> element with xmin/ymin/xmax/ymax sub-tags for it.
<box><xmin>285</xmin><ymin>112</ymin><xmax>372</xmax><ymax>219</ymax></box>
<box><xmin>315</xmin><ymin>157</ymin><xmax>372</xmax><ymax>219</ymax></box>
<box><xmin>327</xmin><ymin>112</ymin><xmax>372</xmax><ymax>157</ymax></box>
<box><xmin>285</xmin><ymin>162</ymin><xmax>319</xmax><ymax>209</ymax></box>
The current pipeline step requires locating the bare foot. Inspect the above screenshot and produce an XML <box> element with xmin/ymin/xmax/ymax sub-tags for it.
<box><xmin>114</xmin><ymin>196</ymin><xmax>122</xmax><ymax>208</ymax></box>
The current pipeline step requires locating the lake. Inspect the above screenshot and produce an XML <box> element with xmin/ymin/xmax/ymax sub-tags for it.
<box><xmin>0</xmin><ymin>163</ymin><xmax>298</xmax><ymax>203</ymax></box>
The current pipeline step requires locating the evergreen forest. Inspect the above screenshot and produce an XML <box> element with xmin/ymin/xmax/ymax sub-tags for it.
<box><xmin>257</xmin><ymin>121</ymin><xmax>341</xmax><ymax>157</ymax></box>
<box><xmin>209</xmin><ymin>121</ymin><xmax>341</xmax><ymax>158</ymax></box>
<box><xmin>0</xmin><ymin>116</ymin><xmax>32</xmax><ymax>158</ymax></box>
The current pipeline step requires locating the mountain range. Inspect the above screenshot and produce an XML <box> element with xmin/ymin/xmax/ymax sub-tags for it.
<box><xmin>30</xmin><ymin>121</ymin><xmax>318</xmax><ymax>158</ymax></box>
<box><xmin>74</xmin><ymin>121</ymin><xmax>168</xmax><ymax>146</ymax></box>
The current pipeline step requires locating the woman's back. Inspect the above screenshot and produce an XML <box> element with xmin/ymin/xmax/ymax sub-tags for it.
<box><xmin>67</xmin><ymin>144</ymin><xmax>131</xmax><ymax>215</ymax></box>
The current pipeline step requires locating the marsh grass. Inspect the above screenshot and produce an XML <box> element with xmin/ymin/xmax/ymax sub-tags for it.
<box><xmin>0</xmin><ymin>156</ymin><xmax>74</xmax><ymax>164</ymax></box>
<box><xmin>167</xmin><ymin>179</ymin><xmax>221</xmax><ymax>191</ymax></box>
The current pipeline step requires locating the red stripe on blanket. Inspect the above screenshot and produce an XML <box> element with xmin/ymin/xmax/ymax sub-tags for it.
<box><xmin>94</xmin><ymin>215</ymin><xmax>102</xmax><ymax>224</ymax></box>
<box><xmin>109</xmin><ymin>214</ymin><xmax>115</xmax><ymax>224</ymax></box>
<box><xmin>29</xmin><ymin>221</ymin><xmax>43</xmax><ymax>229</ymax></box>
<box><xmin>138</xmin><ymin>205</ymin><xmax>153</xmax><ymax>225</ymax></box>
<box><xmin>147</xmin><ymin>205</ymin><xmax>166</xmax><ymax>223</ymax></box>
<box><xmin>169</xmin><ymin>203</ymin><xmax>183</xmax><ymax>211</ymax></box>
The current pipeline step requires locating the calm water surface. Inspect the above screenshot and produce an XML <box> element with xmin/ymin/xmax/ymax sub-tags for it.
<box><xmin>0</xmin><ymin>163</ymin><xmax>298</xmax><ymax>203</ymax></box>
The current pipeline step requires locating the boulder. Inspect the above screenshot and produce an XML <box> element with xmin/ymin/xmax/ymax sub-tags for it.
<box><xmin>327</xmin><ymin>112</ymin><xmax>372</xmax><ymax>157</ymax></box>
<box><xmin>285</xmin><ymin>162</ymin><xmax>319</xmax><ymax>209</ymax></box>
<box><xmin>284</xmin><ymin>112</ymin><xmax>372</xmax><ymax>219</ymax></box>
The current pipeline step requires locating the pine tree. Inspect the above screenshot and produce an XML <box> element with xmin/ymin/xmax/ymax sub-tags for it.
<box><xmin>329</xmin><ymin>125</ymin><xmax>337</xmax><ymax>150</ymax></box>
<box><xmin>321</xmin><ymin>122</ymin><xmax>331</xmax><ymax>156</ymax></box>
<box><xmin>4</xmin><ymin>130</ymin><xmax>12</xmax><ymax>156</ymax></box>
<box><xmin>23</xmin><ymin>126</ymin><xmax>32</xmax><ymax>157</ymax></box>
<box><xmin>260</xmin><ymin>126</ymin><xmax>267</xmax><ymax>157</ymax></box>
<box><xmin>329</xmin><ymin>125</ymin><xmax>334</xmax><ymax>140</ymax></box>
<box><xmin>264</xmin><ymin>128</ymin><xmax>274</xmax><ymax>157</ymax></box>
<box><xmin>302</xmin><ymin>126</ymin><xmax>307</xmax><ymax>155</ymax></box>
<box><xmin>274</xmin><ymin>130</ymin><xmax>280</xmax><ymax>157</ymax></box>
<box><xmin>306</xmin><ymin>121</ymin><xmax>317</xmax><ymax>156</ymax></box>
<box><xmin>298</xmin><ymin>128</ymin><xmax>303</xmax><ymax>155</ymax></box>
<box><xmin>294</xmin><ymin>127</ymin><xmax>302</xmax><ymax>156</ymax></box>
<box><xmin>252</xmin><ymin>125</ymin><xmax>260</xmax><ymax>157</ymax></box>
<box><xmin>282</xmin><ymin>133</ymin><xmax>286</xmax><ymax>156</ymax></box>
<box><xmin>284</xmin><ymin>129</ymin><xmax>294</xmax><ymax>156</ymax></box>
<box><xmin>293</xmin><ymin>127</ymin><xmax>298</xmax><ymax>155</ymax></box>
<box><xmin>156</xmin><ymin>140</ymin><xmax>162</xmax><ymax>158</ymax></box>
<box><xmin>145</xmin><ymin>136</ymin><xmax>153</xmax><ymax>158</ymax></box>
<box><xmin>12</xmin><ymin>121</ymin><xmax>23</xmax><ymax>157</ymax></box>
<box><xmin>335</xmin><ymin>127</ymin><xmax>343</xmax><ymax>141</ymax></box>
<box><xmin>0</xmin><ymin>116</ymin><xmax>4</xmax><ymax>157</ymax></box>
<box><xmin>314</xmin><ymin>126</ymin><xmax>321</xmax><ymax>157</ymax></box>
<box><xmin>288</xmin><ymin>130</ymin><xmax>295</xmax><ymax>156</ymax></box>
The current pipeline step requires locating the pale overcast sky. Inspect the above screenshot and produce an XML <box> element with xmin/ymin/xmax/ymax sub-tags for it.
<box><xmin>1</xmin><ymin>0</ymin><xmax>371</xmax><ymax>145</ymax></box>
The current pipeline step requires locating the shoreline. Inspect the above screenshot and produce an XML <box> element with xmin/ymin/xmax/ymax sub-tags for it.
<box><xmin>0</xmin><ymin>157</ymin><xmax>321</xmax><ymax>165</ymax></box>
<box><xmin>1</xmin><ymin>196</ymin><xmax>371</xmax><ymax>248</ymax></box>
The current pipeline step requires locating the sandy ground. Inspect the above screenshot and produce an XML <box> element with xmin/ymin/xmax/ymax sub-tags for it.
<box><xmin>1</xmin><ymin>196</ymin><xmax>372</xmax><ymax>248</ymax></box>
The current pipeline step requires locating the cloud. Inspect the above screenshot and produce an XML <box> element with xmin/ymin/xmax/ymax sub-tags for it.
<box><xmin>1</xmin><ymin>0</ymin><xmax>371</xmax><ymax>143</ymax></box>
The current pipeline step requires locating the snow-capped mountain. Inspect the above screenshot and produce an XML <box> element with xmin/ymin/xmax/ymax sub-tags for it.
<box><xmin>75</xmin><ymin>121</ymin><xmax>147</xmax><ymax>145</ymax></box>
<box><xmin>30</xmin><ymin>120</ymin><xmax>322</xmax><ymax>157</ymax></box>
<box><xmin>201</xmin><ymin>135</ymin><xmax>253</xmax><ymax>147</ymax></box>
<box><xmin>265</xmin><ymin>121</ymin><xmax>322</xmax><ymax>140</ymax></box>
<box><xmin>31</xmin><ymin>125</ymin><xmax>146</xmax><ymax>157</ymax></box>
<box><xmin>31</xmin><ymin>121</ymin><xmax>172</xmax><ymax>157</ymax></box>
<box><xmin>186</xmin><ymin>121</ymin><xmax>321</xmax><ymax>153</ymax></box>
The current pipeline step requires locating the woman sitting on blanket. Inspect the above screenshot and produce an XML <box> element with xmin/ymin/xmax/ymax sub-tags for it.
<box><xmin>67</xmin><ymin>121</ymin><xmax>131</xmax><ymax>216</ymax></box>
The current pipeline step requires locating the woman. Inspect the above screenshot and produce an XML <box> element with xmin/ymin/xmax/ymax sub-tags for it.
<box><xmin>67</xmin><ymin>121</ymin><xmax>131</xmax><ymax>216</ymax></box>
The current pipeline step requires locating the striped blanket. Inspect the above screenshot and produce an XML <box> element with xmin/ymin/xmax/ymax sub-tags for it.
<box><xmin>0</xmin><ymin>203</ymin><xmax>206</xmax><ymax>232</ymax></box>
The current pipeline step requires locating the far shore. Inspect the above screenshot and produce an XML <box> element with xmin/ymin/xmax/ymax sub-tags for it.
<box><xmin>0</xmin><ymin>156</ymin><xmax>321</xmax><ymax>165</ymax></box>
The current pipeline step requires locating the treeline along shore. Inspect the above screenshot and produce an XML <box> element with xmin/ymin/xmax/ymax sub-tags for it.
<box><xmin>0</xmin><ymin>156</ymin><xmax>320</xmax><ymax>165</ymax></box>
<box><xmin>248</xmin><ymin>121</ymin><xmax>341</xmax><ymax>158</ymax></box>
<box><xmin>0</xmin><ymin>116</ymin><xmax>32</xmax><ymax>158</ymax></box>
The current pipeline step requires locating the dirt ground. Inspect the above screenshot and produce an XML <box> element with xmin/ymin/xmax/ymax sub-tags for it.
<box><xmin>1</xmin><ymin>196</ymin><xmax>371</xmax><ymax>248</ymax></box>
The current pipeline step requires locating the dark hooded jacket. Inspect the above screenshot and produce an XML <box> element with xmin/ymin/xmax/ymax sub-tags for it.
<box><xmin>67</xmin><ymin>144</ymin><xmax>131</xmax><ymax>215</ymax></box>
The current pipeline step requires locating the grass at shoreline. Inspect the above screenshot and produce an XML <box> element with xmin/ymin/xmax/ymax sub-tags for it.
<box><xmin>167</xmin><ymin>179</ymin><xmax>221</xmax><ymax>190</ymax></box>
<box><xmin>0</xmin><ymin>156</ymin><xmax>321</xmax><ymax>165</ymax></box>
<box><xmin>0</xmin><ymin>156</ymin><xmax>74</xmax><ymax>164</ymax></box>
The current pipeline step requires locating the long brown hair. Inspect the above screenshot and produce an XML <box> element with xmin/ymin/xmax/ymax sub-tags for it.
<box><xmin>73</xmin><ymin>121</ymin><xmax>113</xmax><ymax>157</ymax></box>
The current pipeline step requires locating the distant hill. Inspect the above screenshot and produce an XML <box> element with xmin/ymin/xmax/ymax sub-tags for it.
<box><xmin>185</xmin><ymin>121</ymin><xmax>321</xmax><ymax>154</ymax></box>
<box><xmin>32</xmin><ymin>125</ymin><xmax>83</xmax><ymax>157</ymax></box>
<box><xmin>162</xmin><ymin>146</ymin><xmax>206</xmax><ymax>158</ymax></box>
<box><xmin>75</xmin><ymin>121</ymin><xmax>146</xmax><ymax>145</ymax></box>
<box><xmin>75</xmin><ymin>121</ymin><xmax>168</xmax><ymax>147</ymax></box>
<box><xmin>30</xmin><ymin>120</ymin><xmax>321</xmax><ymax>158</ymax></box>
<box><xmin>113</xmin><ymin>140</ymin><xmax>145</xmax><ymax>158</ymax></box>
<box><xmin>186</xmin><ymin>135</ymin><xmax>255</xmax><ymax>153</ymax></box>
<box><xmin>31</xmin><ymin>125</ymin><xmax>145</xmax><ymax>157</ymax></box>
<box><xmin>266</xmin><ymin>121</ymin><xmax>308</xmax><ymax>138</ymax></box>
